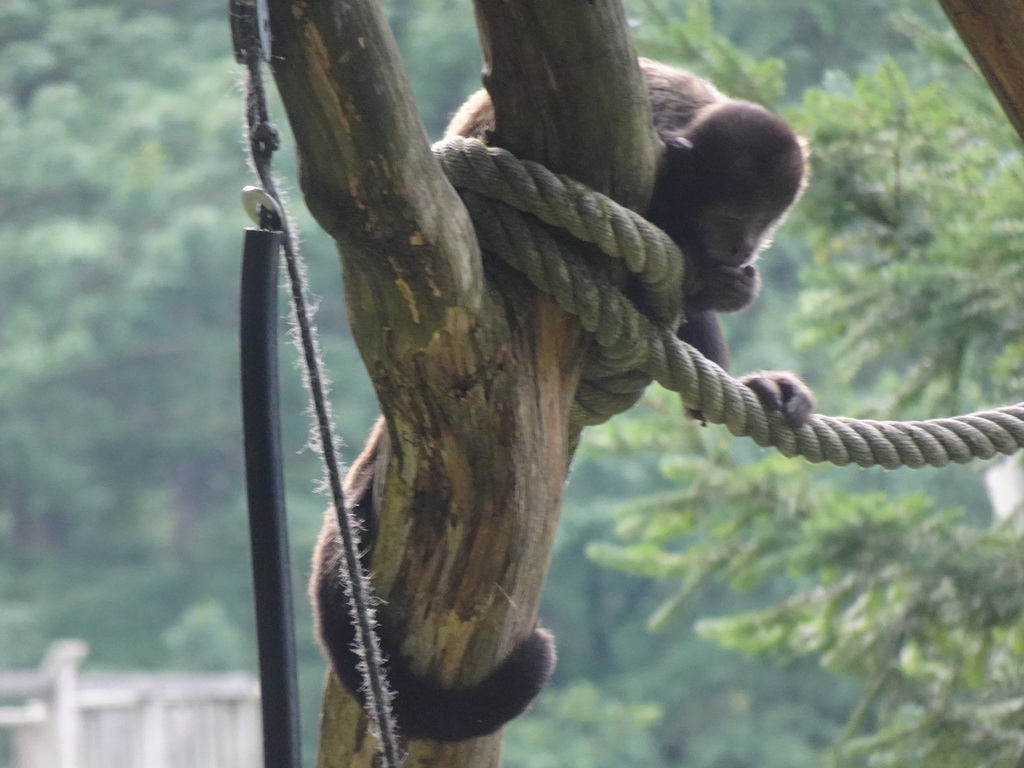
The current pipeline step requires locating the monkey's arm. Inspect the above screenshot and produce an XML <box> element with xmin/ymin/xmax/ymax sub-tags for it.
<box><xmin>677</xmin><ymin>309</ymin><xmax>730</xmax><ymax>369</ymax></box>
<box><xmin>310</xmin><ymin>418</ymin><xmax>557</xmax><ymax>742</ymax></box>
<box><xmin>677</xmin><ymin>310</ymin><xmax>728</xmax><ymax>424</ymax></box>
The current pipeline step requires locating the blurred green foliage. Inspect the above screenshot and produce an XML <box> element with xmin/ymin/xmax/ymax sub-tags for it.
<box><xmin>2</xmin><ymin>0</ymin><xmax>1022</xmax><ymax>767</ymax></box>
<box><xmin>794</xmin><ymin>59</ymin><xmax>1024</xmax><ymax>416</ymax></box>
<box><xmin>584</xmin><ymin>6</ymin><xmax>1024</xmax><ymax>766</ymax></box>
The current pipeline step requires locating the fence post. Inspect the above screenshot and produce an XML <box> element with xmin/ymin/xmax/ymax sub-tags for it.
<box><xmin>42</xmin><ymin>640</ymin><xmax>89</xmax><ymax>768</ymax></box>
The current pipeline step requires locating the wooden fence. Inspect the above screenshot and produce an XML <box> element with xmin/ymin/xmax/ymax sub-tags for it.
<box><xmin>0</xmin><ymin>641</ymin><xmax>262</xmax><ymax>768</ymax></box>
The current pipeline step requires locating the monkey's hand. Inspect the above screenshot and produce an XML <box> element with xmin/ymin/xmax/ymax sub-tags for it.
<box><xmin>739</xmin><ymin>371</ymin><xmax>815</xmax><ymax>429</ymax></box>
<box><xmin>686</xmin><ymin>263</ymin><xmax>761</xmax><ymax>313</ymax></box>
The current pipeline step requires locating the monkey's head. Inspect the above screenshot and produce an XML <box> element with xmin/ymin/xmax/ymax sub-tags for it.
<box><xmin>649</xmin><ymin>100</ymin><xmax>807</xmax><ymax>269</ymax></box>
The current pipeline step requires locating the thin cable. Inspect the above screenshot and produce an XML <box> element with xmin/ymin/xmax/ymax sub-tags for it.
<box><xmin>237</xmin><ymin>10</ymin><xmax>402</xmax><ymax>765</ymax></box>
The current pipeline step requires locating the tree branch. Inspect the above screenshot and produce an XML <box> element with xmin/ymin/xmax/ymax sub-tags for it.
<box><xmin>262</xmin><ymin>1</ymin><xmax>658</xmax><ymax>766</ymax></box>
<box><xmin>475</xmin><ymin>0</ymin><xmax>657</xmax><ymax>204</ymax></box>
<box><xmin>938</xmin><ymin>0</ymin><xmax>1024</xmax><ymax>143</ymax></box>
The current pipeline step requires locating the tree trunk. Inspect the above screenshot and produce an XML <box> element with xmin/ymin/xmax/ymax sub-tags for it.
<box><xmin>262</xmin><ymin>0</ymin><xmax>658</xmax><ymax>766</ymax></box>
<box><xmin>937</xmin><ymin>0</ymin><xmax>1024</xmax><ymax>143</ymax></box>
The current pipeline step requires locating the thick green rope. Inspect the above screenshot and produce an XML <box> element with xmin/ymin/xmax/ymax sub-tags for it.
<box><xmin>435</xmin><ymin>136</ymin><xmax>684</xmax><ymax>329</ymax></box>
<box><xmin>432</xmin><ymin>136</ymin><xmax>1024</xmax><ymax>470</ymax></box>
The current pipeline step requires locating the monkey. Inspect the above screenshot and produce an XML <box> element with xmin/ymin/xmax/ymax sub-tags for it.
<box><xmin>448</xmin><ymin>58</ymin><xmax>815</xmax><ymax>428</ymax></box>
<box><xmin>640</xmin><ymin>59</ymin><xmax>814</xmax><ymax>427</ymax></box>
<box><xmin>311</xmin><ymin>58</ymin><xmax>815</xmax><ymax>744</ymax></box>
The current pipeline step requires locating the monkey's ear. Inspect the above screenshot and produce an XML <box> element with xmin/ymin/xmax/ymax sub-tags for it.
<box><xmin>659</xmin><ymin>134</ymin><xmax>697</xmax><ymax>183</ymax></box>
<box><xmin>666</xmin><ymin>135</ymin><xmax>694</xmax><ymax>151</ymax></box>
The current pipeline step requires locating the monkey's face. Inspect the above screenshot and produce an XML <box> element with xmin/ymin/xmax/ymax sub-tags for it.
<box><xmin>693</xmin><ymin>202</ymin><xmax>783</xmax><ymax>267</ymax></box>
<box><xmin>650</xmin><ymin>173</ymin><xmax>790</xmax><ymax>269</ymax></box>
<box><xmin>659</xmin><ymin>100</ymin><xmax>807</xmax><ymax>268</ymax></box>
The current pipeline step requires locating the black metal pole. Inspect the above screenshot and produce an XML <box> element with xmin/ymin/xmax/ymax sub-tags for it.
<box><xmin>239</xmin><ymin>227</ymin><xmax>301</xmax><ymax>768</ymax></box>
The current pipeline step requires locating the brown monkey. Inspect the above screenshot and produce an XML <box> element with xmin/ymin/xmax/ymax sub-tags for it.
<box><xmin>641</xmin><ymin>60</ymin><xmax>814</xmax><ymax>427</ymax></box>
<box><xmin>449</xmin><ymin>58</ymin><xmax>815</xmax><ymax>427</ymax></box>
<box><xmin>312</xmin><ymin>58</ymin><xmax>814</xmax><ymax>744</ymax></box>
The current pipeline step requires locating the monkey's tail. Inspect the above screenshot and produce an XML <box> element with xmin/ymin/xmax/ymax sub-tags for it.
<box><xmin>315</xmin><ymin>571</ymin><xmax>557</xmax><ymax>741</ymax></box>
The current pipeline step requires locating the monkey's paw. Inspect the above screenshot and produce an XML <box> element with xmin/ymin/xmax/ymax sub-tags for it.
<box><xmin>687</xmin><ymin>264</ymin><xmax>761</xmax><ymax>313</ymax></box>
<box><xmin>740</xmin><ymin>371</ymin><xmax>815</xmax><ymax>429</ymax></box>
